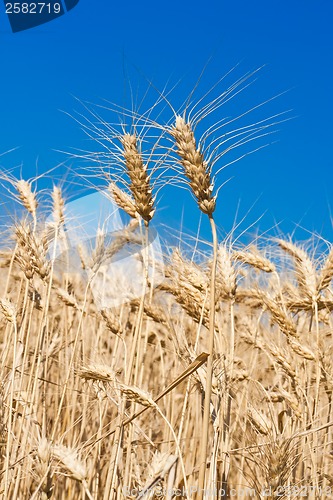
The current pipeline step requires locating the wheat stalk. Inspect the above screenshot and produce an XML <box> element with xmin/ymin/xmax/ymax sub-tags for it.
<box><xmin>169</xmin><ymin>114</ymin><xmax>218</xmax><ymax>498</ymax></box>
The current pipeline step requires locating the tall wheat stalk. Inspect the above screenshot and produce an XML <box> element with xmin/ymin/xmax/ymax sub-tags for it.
<box><xmin>170</xmin><ymin>115</ymin><xmax>217</xmax><ymax>498</ymax></box>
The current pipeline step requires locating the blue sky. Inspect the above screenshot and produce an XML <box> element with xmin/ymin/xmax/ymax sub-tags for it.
<box><xmin>0</xmin><ymin>0</ymin><xmax>332</xmax><ymax>244</ymax></box>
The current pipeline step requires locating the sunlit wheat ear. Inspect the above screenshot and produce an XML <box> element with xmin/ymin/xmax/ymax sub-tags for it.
<box><xmin>15</xmin><ymin>179</ymin><xmax>38</xmax><ymax>220</ymax></box>
<box><xmin>14</xmin><ymin>222</ymin><xmax>50</xmax><ymax>281</ymax></box>
<box><xmin>14</xmin><ymin>223</ymin><xmax>35</xmax><ymax>280</ymax></box>
<box><xmin>169</xmin><ymin>115</ymin><xmax>216</xmax><ymax>215</ymax></box>
<box><xmin>120</xmin><ymin>133</ymin><xmax>155</xmax><ymax>223</ymax></box>
<box><xmin>171</xmin><ymin>248</ymin><xmax>209</xmax><ymax>293</ymax></box>
<box><xmin>89</xmin><ymin>219</ymin><xmax>140</xmax><ymax>272</ymax></box>
<box><xmin>277</xmin><ymin>390</ymin><xmax>303</xmax><ymax>420</ymax></box>
<box><xmin>52</xmin><ymin>444</ymin><xmax>94</xmax><ymax>500</ymax></box>
<box><xmin>269</xmin><ymin>350</ymin><xmax>297</xmax><ymax>383</ymax></box>
<box><xmin>51</xmin><ymin>185</ymin><xmax>65</xmax><ymax>227</ymax></box>
<box><xmin>130</xmin><ymin>298</ymin><xmax>168</xmax><ymax>326</ymax></box>
<box><xmin>242</xmin><ymin>331</ymin><xmax>298</xmax><ymax>383</ymax></box>
<box><xmin>277</xmin><ymin>239</ymin><xmax>317</xmax><ymax>302</ymax></box>
<box><xmin>141</xmin><ymin>451</ymin><xmax>178</xmax><ymax>496</ymax></box>
<box><xmin>247</xmin><ymin>405</ymin><xmax>272</xmax><ymax>436</ymax></box>
<box><xmin>216</xmin><ymin>244</ymin><xmax>237</xmax><ymax>299</ymax></box>
<box><xmin>265</xmin><ymin>389</ymin><xmax>302</xmax><ymax>420</ymax></box>
<box><xmin>56</xmin><ymin>287</ymin><xmax>80</xmax><ymax>310</ymax></box>
<box><xmin>36</xmin><ymin>436</ymin><xmax>53</xmax><ymax>500</ymax></box>
<box><xmin>262</xmin><ymin>437</ymin><xmax>298</xmax><ymax>497</ymax></box>
<box><xmin>0</xmin><ymin>298</ymin><xmax>17</xmax><ymax>324</ymax></box>
<box><xmin>78</xmin><ymin>363</ymin><xmax>117</xmax><ymax>383</ymax></box>
<box><xmin>108</xmin><ymin>181</ymin><xmax>138</xmax><ymax>219</ymax></box>
<box><xmin>100</xmin><ymin>308</ymin><xmax>124</xmax><ymax>335</ymax></box>
<box><xmin>287</xmin><ymin>338</ymin><xmax>315</xmax><ymax>361</ymax></box>
<box><xmin>159</xmin><ymin>279</ymin><xmax>209</xmax><ymax>326</ymax></box>
<box><xmin>318</xmin><ymin>245</ymin><xmax>333</xmax><ymax>293</ymax></box>
<box><xmin>233</xmin><ymin>247</ymin><xmax>276</xmax><ymax>273</ymax></box>
<box><xmin>52</xmin><ymin>444</ymin><xmax>87</xmax><ymax>483</ymax></box>
<box><xmin>117</xmin><ymin>382</ymin><xmax>156</xmax><ymax>408</ymax></box>
<box><xmin>257</xmin><ymin>289</ymin><xmax>298</xmax><ymax>339</ymax></box>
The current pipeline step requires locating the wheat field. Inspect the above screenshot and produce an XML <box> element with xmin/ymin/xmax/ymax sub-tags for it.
<box><xmin>0</xmin><ymin>83</ymin><xmax>333</xmax><ymax>499</ymax></box>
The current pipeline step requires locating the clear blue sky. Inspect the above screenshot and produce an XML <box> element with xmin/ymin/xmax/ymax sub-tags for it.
<box><xmin>0</xmin><ymin>0</ymin><xmax>332</xmax><ymax>243</ymax></box>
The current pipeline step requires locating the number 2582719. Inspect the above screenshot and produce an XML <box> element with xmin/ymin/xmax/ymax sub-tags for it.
<box><xmin>5</xmin><ymin>3</ymin><xmax>61</xmax><ymax>14</ymax></box>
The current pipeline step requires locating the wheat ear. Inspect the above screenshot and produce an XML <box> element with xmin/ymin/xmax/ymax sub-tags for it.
<box><xmin>318</xmin><ymin>245</ymin><xmax>333</xmax><ymax>293</ymax></box>
<box><xmin>277</xmin><ymin>239</ymin><xmax>317</xmax><ymax>302</ymax></box>
<box><xmin>170</xmin><ymin>115</ymin><xmax>216</xmax><ymax>215</ymax></box>
<box><xmin>233</xmin><ymin>247</ymin><xmax>276</xmax><ymax>273</ymax></box>
<box><xmin>121</xmin><ymin>133</ymin><xmax>155</xmax><ymax>223</ymax></box>
<box><xmin>51</xmin><ymin>185</ymin><xmax>65</xmax><ymax>227</ymax></box>
<box><xmin>15</xmin><ymin>179</ymin><xmax>38</xmax><ymax>227</ymax></box>
<box><xmin>108</xmin><ymin>181</ymin><xmax>137</xmax><ymax>219</ymax></box>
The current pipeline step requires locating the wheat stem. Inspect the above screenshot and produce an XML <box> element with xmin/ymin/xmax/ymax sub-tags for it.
<box><xmin>197</xmin><ymin>215</ymin><xmax>218</xmax><ymax>499</ymax></box>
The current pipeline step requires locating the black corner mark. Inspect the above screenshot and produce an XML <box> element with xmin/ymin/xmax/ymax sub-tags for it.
<box><xmin>3</xmin><ymin>0</ymin><xmax>80</xmax><ymax>33</ymax></box>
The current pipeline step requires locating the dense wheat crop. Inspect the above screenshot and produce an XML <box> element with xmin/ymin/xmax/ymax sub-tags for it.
<box><xmin>0</xmin><ymin>80</ymin><xmax>333</xmax><ymax>499</ymax></box>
